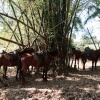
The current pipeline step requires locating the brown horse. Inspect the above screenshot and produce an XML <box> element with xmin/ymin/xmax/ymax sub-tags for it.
<box><xmin>0</xmin><ymin>47</ymin><xmax>35</xmax><ymax>80</ymax></box>
<box><xmin>81</xmin><ymin>49</ymin><xmax>100</xmax><ymax>71</ymax></box>
<box><xmin>0</xmin><ymin>51</ymin><xmax>18</xmax><ymax>79</ymax></box>
<box><xmin>19</xmin><ymin>49</ymin><xmax>59</xmax><ymax>85</ymax></box>
<box><xmin>71</xmin><ymin>48</ymin><xmax>82</xmax><ymax>69</ymax></box>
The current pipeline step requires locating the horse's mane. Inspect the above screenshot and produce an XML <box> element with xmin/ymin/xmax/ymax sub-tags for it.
<box><xmin>18</xmin><ymin>47</ymin><xmax>35</xmax><ymax>55</ymax></box>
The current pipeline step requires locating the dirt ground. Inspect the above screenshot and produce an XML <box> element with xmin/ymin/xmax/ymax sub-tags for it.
<box><xmin>0</xmin><ymin>60</ymin><xmax>100</xmax><ymax>100</ymax></box>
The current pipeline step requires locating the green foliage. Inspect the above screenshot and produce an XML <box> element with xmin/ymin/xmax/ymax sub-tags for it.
<box><xmin>74</xmin><ymin>34</ymin><xmax>99</xmax><ymax>50</ymax></box>
<box><xmin>85</xmin><ymin>6</ymin><xmax>100</xmax><ymax>24</ymax></box>
<box><xmin>84</xmin><ymin>0</ymin><xmax>100</xmax><ymax>24</ymax></box>
<box><xmin>74</xmin><ymin>17</ymin><xmax>84</xmax><ymax>31</ymax></box>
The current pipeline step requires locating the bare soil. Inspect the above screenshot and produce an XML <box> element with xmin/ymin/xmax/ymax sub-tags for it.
<box><xmin>0</xmin><ymin>60</ymin><xmax>100</xmax><ymax>100</ymax></box>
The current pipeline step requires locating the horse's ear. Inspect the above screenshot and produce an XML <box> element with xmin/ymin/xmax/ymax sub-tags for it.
<box><xmin>2</xmin><ymin>50</ymin><xmax>6</xmax><ymax>54</ymax></box>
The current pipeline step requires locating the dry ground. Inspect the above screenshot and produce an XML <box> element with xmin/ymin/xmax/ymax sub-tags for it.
<box><xmin>0</xmin><ymin>60</ymin><xmax>100</xmax><ymax>100</ymax></box>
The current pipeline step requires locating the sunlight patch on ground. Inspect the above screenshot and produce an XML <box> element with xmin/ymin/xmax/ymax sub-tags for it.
<box><xmin>82</xmin><ymin>87</ymin><xmax>95</xmax><ymax>92</ymax></box>
<box><xmin>66</xmin><ymin>76</ymin><xmax>80</xmax><ymax>81</ymax></box>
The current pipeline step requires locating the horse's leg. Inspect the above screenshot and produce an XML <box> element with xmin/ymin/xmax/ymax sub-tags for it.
<box><xmin>18</xmin><ymin>58</ymin><xmax>25</xmax><ymax>86</ymax></box>
<box><xmin>92</xmin><ymin>61</ymin><xmax>94</xmax><ymax>71</ymax></box>
<box><xmin>70</xmin><ymin>58</ymin><xmax>74</xmax><ymax>68</ymax></box>
<box><xmin>83</xmin><ymin>59</ymin><xmax>86</xmax><ymax>70</ymax></box>
<box><xmin>45</xmin><ymin>68</ymin><xmax>47</xmax><ymax>82</ymax></box>
<box><xmin>27</xmin><ymin>67</ymin><xmax>31</xmax><ymax>74</ymax></box>
<box><xmin>0</xmin><ymin>78</ymin><xmax>8</xmax><ymax>87</ymax></box>
<box><xmin>78</xmin><ymin>59</ymin><xmax>79</xmax><ymax>69</ymax></box>
<box><xmin>42</xmin><ymin>66</ymin><xmax>45</xmax><ymax>79</ymax></box>
<box><xmin>31</xmin><ymin>66</ymin><xmax>33</xmax><ymax>72</ymax></box>
<box><xmin>35</xmin><ymin>67</ymin><xmax>40</xmax><ymax>75</ymax></box>
<box><xmin>15</xmin><ymin>66</ymin><xmax>20</xmax><ymax>80</ymax></box>
<box><xmin>95</xmin><ymin>61</ymin><xmax>97</xmax><ymax>70</ymax></box>
<box><xmin>52</xmin><ymin>62</ymin><xmax>57</xmax><ymax>76</ymax></box>
<box><xmin>20</xmin><ymin>70</ymin><xmax>25</xmax><ymax>86</ymax></box>
<box><xmin>18</xmin><ymin>66</ymin><xmax>26</xmax><ymax>86</ymax></box>
<box><xmin>74</xmin><ymin>57</ymin><xmax>77</xmax><ymax>69</ymax></box>
<box><xmin>3</xmin><ymin>66</ymin><xmax>8</xmax><ymax>79</ymax></box>
<box><xmin>43</xmin><ymin>65</ymin><xmax>48</xmax><ymax>82</ymax></box>
<box><xmin>83</xmin><ymin>62</ymin><xmax>85</xmax><ymax>70</ymax></box>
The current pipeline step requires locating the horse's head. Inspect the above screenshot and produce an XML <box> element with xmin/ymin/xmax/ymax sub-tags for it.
<box><xmin>2</xmin><ymin>50</ymin><xmax>7</xmax><ymax>54</ymax></box>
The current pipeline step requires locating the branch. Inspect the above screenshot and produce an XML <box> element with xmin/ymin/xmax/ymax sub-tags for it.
<box><xmin>0</xmin><ymin>36</ymin><xmax>25</xmax><ymax>47</ymax></box>
<box><xmin>0</xmin><ymin>12</ymin><xmax>45</xmax><ymax>40</ymax></box>
<box><xmin>87</xmin><ymin>28</ymin><xmax>97</xmax><ymax>50</ymax></box>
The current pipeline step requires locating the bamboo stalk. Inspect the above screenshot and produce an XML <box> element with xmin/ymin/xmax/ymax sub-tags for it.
<box><xmin>0</xmin><ymin>15</ymin><xmax>20</xmax><ymax>46</ymax></box>
<box><xmin>0</xmin><ymin>12</ymin><xmax>45</xmax><ymax>40</ymax></box>
<box><xmin>0</xmin><ymin>36</ymin><xmax>25</xmax><ymax>46</ymax></box>
<box><xmin>87</xmin><ymin>28</ymin><xmax>97</xmax><ymax>50</ymax></box>
<box><xmin>18</xmin><ymin>1</ymin><xmax>31</xmax><ymax>46</ymax></box>
<box><xmin>9</xmin><ymin>0</ymin><xmax>24</xmax><ymax>47</ymax></box>
<box><xmin>5</xmin><ymin>15</ymin><xmax>22</xmax><ymax>51</ymax></box>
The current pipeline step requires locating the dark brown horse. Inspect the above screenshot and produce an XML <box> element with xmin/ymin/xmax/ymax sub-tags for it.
<box><xmin>71</xmin><ymin>48</ymin><xmax>82</xmax><ymax>69</ymax></box>
<box><xmin>19</xmin><ymin>49</ymin><xmax>59</xmax><ymax>85</ymax></box>
<box><xmin>81</xmin><ymin>49</ymin><xmax>100</xmax><ymax>71</ymax></box>
<box><xmin>0</xmin><ymin>47</ymin><xmax>35</xmax><ymax>80</ymax></box>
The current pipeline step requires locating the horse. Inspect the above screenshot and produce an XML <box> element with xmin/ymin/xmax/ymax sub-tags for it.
<box><xmin>18</xmin><ymin>49</ymin><xmax>59</xmax><ymax>85</ymax></box>
<box><xmin>81</xmin><ymin>49</ymin><xmax>100</xmax><ymax>71</ymax></box>
<box><xmin>71</xmin><ymin>48</ymin><xmax>82</xmax><ymax>69</ymax></box>
<box><xmin>0</xmin><ymin>47</ymin><xmax>35</xmax><ymax>80</ymax></box>
<box><xmin>0</xmin><ymin>51</ymin><xmax>18</xmax><ymax>79</ymax></box>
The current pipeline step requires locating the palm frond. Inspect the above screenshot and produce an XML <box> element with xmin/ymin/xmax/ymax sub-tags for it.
<box><xmin>74</xmin><ymin>17</ymin><xmax>84</xmax><ymax>31</ymax></box>
<box><xmin>84</xmin><ymin>6</ymin><xmax>100</xmax><ymax>24</ymax></box>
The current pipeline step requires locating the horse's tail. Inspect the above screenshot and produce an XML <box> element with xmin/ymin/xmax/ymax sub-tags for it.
<box><xmin>18</xmin><ymin>57</ymin><xmax>22</xmax><ymax>70</ymax></box>
<box><xmin>18</xmin><ymin>57</ymin><xmax>25</xmax><ymax>85</ymax></box>
<box><xmin>17</xmin><ymin>57</ymin><xmax>23</xmax><ymax>79</ymax></box>
<box><xmin>81</xmin><ymin>52</ymin><xmax>87</xmax><ymax>70</ymax></box>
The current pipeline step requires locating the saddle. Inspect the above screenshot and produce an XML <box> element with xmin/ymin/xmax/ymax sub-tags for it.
<box><xmin>3</xmin><ymin>54</ymin><xmax>11</xmax><ymax>60</ymax></box>
<box><xmin>2</xmin><ymin>51</ymin><xmax>18</xmax><ymax>65</ymax></box>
